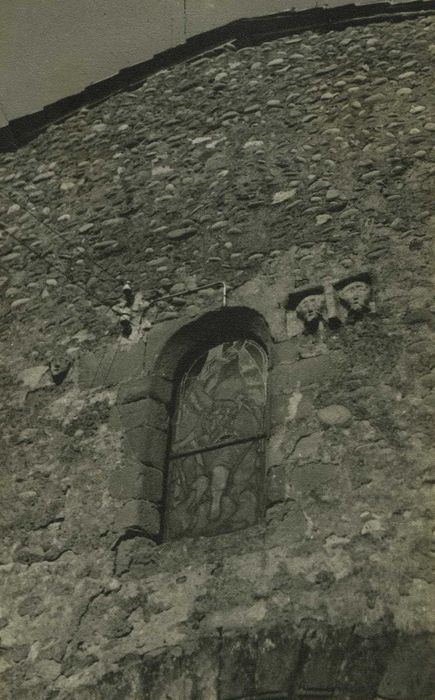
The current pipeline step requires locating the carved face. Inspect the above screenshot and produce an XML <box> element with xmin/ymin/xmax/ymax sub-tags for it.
<box><xmin>296</xmin><ymin>294</ymin><xmax>324</xmax><ymax>323</ymax></box>
<box><xmin>339</xmin><ymin>281</ymin><xmax>370</xmax><ymax>311</ymax></box>
<box><xmin>49</xmin><ymin>356</ymin><xmax>71</xmax><ymax>385</ymax></box>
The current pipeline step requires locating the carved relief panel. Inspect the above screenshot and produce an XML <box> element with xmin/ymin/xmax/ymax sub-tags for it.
<box><xmin>286</xmin><ymin>272</ymin><xmax>374</xmax><ymax>337</ymax></box>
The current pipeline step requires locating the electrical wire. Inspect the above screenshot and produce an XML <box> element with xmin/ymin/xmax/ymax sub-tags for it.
<box><xmin>0</xmin><ymin>181</ymin><xmax>136</xmax><ymax>341</ymax></box>
<box><xmin>0</xmin><ymin>196</ymin><xmax>230</xmax><ymax>350</ymax></box>
<box><xmin>3</xmin><ymin>226</ymin><xmax>124</xmax><ymax>317</ymax></box>
<box><xmin>0</xmin><ymin>189</ymin><xmax>124</xmax><ymax>291</ymax></box>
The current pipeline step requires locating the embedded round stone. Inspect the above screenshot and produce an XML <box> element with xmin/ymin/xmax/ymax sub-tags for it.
<box><xmin>167</xmin><ymin>227</ymin><xmax>196</xmax><ymax>240</ymax></box>
<box><xmin>318</xmin><ymin>404</ymin><xmax>352</xmax><ymax>426</ymax></box>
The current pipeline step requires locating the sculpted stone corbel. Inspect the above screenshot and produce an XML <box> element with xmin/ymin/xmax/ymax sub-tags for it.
<box><xmin>295</xmin><ymin>293</ymin><xmax>325</xmax><ymax>333</ymax></box>
<box><xmin>338</xmin><ymin>280</ymin><xmax>371</xmax><ymax>318</ymax></box>
<box><xmin>286</xmin><ymin>271</ymin><xmax>373</xmax><ymax>337</ymax></box>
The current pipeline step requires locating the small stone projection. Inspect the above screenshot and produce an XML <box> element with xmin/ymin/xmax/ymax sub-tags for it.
<box><xmin>286</xmin><ymin>271</ymin><xmax>374</xmax><ymax>336</ymax></box>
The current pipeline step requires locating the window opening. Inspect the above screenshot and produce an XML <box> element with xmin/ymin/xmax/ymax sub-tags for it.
<box><xmin>164</xmin><ymin>339</ymin><xmax>268</xmax><ymax>539</ymax></box>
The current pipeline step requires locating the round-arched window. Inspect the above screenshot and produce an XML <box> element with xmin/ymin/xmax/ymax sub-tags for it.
<box><xmin>164</xmin><ymin>339</ymin><xmax>268</xmax><ymax>539</ymax></box>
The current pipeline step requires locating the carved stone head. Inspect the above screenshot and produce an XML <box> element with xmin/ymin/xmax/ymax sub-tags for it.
<box><xmin>296</xmin><ymin>294</ymin><xmax>324</xmax><ymax>329</ymax></box>
<box><xmin>49</xmin><ymin>357</ymin><xmax>72</xmax><ymax>385</ymax></box>
<box><xmin>339</xmin><ymin>281</ymin><xmax>370</xmax><ymax>313</ymax></box>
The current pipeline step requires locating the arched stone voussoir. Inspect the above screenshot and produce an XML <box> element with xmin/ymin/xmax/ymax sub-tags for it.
<box><xmin>150</xmin><ymin>305</ymin><xmax>274</xmax><ymax>384</ymax></box>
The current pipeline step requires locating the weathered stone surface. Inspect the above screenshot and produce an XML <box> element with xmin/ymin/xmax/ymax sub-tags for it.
<box><xmin>167</xmin><ymin>227</ymin><xmax>197</xmax><ymax>241</ymax></box>
<box><xmin>18</xmin><ymin>365</ymin><xmax>51</xmax><ymax>391</ymax></box>
<box><xmin>291</xmin><ymin>462</ymin><xmax>339</xmax><ymax>497</ymax></box>
<box><xmin>118</xmin><ymin>374</ymin><xmax>172</xmax><ymax>406</ymax></box>
<box><xmin>295</xmin><ymin>629</ymin><xmax>350</xmax><ymax>693</ymax></box>
<box><xmin>377</xmin><ymin>634</ymin><xmax>435</xmax><ymax>700</ymax></box>
<box><xmin>115</xmin><ymin>536</ymin><xmax>157</xmax><ymax>576</ymax></box>
<box><xmin>219</xmin><ymin>634</ymin><xmax>256</xmax><ymax>699</ymax></box>
<box><xmin>113</xmin><ymin>499</ymin><xmax>160</xmax><ymax>536</ymax></box>
<box><xmin>293</xmin><ymin>431</ymin><xmax>323</xmax><ymax>461</ymax></box>
<box><xmin>108</xmin><ymin>461</ymin><xmax>144</xmax><ymax>501</ymax></box>
<box><xmin>118</xmin><ymin>398</ymin><xmax>168</xmax><ymax>431</ymax></box>
<box><xmin>79</xmin><ymin>341</ymin><xmax>145</xmax><ymax>388</ymax></box>
<box><xmin>270</xmin><ymin>352</ymin><xmax>344</xmax><ymax>394</ymax></box>
<box><xmin>337</xmin><ymin>629</ymin><xmax>399</xmax><ymax>698</ymax></box>
<box><xmin>125</xmin><ymin>425</ymin><xmax>167</xmax><ymax>468</ymax></box>
<box><xmin>142</xmin><ymin>465</ymin><xmax>164</xmax><ymax>503</ymax></box>
<box><xmin>256</xmin><ymin>628</ymin><xmax>300</xmax><ymax>694</ymax></box>
<box><xmin>272</xmin><ymin>338</ymin><xmax>300</xmax><ymax>366</ymax></box>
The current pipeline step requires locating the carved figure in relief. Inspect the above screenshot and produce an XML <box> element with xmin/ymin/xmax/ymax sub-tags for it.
<box><xmin>296</xmin><ymin>294</ymin><xmax>324</xmax><ymax>331</ymax></box>
<box><xmin>286</xmin><ymin>271</ymin><xmax>373</xmax><ymax>337</ymax></box>
<box><xmin>339</xmin><ymin>280</ymin><xmax>371</xmax><ymax>315</ymax></box>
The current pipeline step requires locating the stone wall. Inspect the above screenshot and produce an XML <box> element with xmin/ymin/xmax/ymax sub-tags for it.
<box><xmin>0</xmin><ymin>12</ymin><xmax>434</xmax><ymax>699</ymax></box>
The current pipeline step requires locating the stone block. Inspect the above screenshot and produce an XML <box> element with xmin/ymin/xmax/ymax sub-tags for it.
<box><xmin>336</xmin><ymin>630</ymin><xmax>397</xmax><ymax>699</ymax></box>
<box><xmin>219</xmin><ymin>628</ymin><xmax>301</xmax><ymax>698</ymax></box>
<box><xmin>270</xmin><ymin>351</ymin><xmax>344</xmax><ymax>395</ymax></box>
<box><xmin>19</xmin><ymin>365</ymin><xmax>51</xmax><ymax>391</ymax></box>
<box><xmin>109</xmin><ymin>462</ymin><xmax>144</xmax><ymax>501</ymax></box>
<box><xmin>229</xmin><ymin>277</ymin><xmax>287</xmax><ymax>341</ymax></box>
<box><xmin>256</xmin><ymin>628</ymin><xmax>300</xmax><ymax>694</ymax></box>
<box><xmin>115</xmin><ymin>536</ymin><xmax>157</xmax><ymax>576</ymax></box>
<box><xmin>108</xmin><ymin>462</ymin><xmax>163</xmax><ymax>503</ymax></box>
<box><xmin>144</xmin><ymin>316</ymin><xmax>190</xmax><ymax>379</ymax></box>
<box><xmin>272</xmin><ymin>338</ymin><xmax>300</xmax><ymax>366</ymax></box>
<box><xmin>109</xmin><ymin>406</ymin><xmax>122</xmax><ymax>430</ymax></box>
<box><xmin>118</xmin><ymin>374</ymin><xmax>172</xmax><ymax>406</ymax></box>
<box><xmin>266</xmin><ymin>463</ymin><xmax>290</xmax><ymax>505</ymax></box>
<box><xmin>295</xmin><ymin>628</ymin><xmax>350</xmax><ymax>693</ymax></box>
<box><xmin>73</xmin><ymin>669</ymin><xmax>139</xmax><ymax>700</ymax></box>
<box><xmin>266</xmin><ymin>426</ymin><xmax>288</xmax><ymax>468</ymax></box>
<box><xmin>318</xmin><ymin>404</ymin><xmax>352</xmax><ymax>426</ymax></box>
<box><xmin>404</xmin><ymin>308</ymin><xmax>434</xmax><ymax>326</ymax></box>
<box><xmin>142</xmin><ymin>465</ymin><xmax>164</xmax><ymax>503</ymax></box>
<box><xmin>113</xmin><ymin>499</ymin><xmax>161</xmax><ymax>538</ymax></box>
<box><xmin>125</xmin><ymin>426</ymin><xmax>168</xmax><ymax>469</ymax></box>
<box><xmin>291</xmin><ymin>462</ymin><xmax>338</xmax><ymax>497</ymax></box>
<box><xmin>265</xmin><ymin>501</ymin><xmax>308</xmax><ymax>546</ymax></box>
<box><xmin>377</xmin><ymin>634</ymin><xmax>435</xmax><ymax>700</ymax></box>
<box><xmin>79</xmin><ymin>341</ymin><xmax>145</xmax><ymax>388</ymax></box>
<box><xmin>219</xmin><ymin>633</ymin><xmax>256</xmax><ymax>700</ymax></box>
<box><xmin>293</xmin><ymin>431</ymin><xmax>323</xmax><ymax>461</ymax></box>
<box><xmin>270</xmin><ymin>393</ymin><xmax>293</xmax><ymax>428</ymax></box>
<box><xmin>119</xmin><ymin>398</ymin><xmax>169</xmax><ymax>431</ymax></box>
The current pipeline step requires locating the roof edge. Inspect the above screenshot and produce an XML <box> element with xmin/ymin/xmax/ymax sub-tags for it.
<box><xmin>1</xmin><ymin>0</ymin><xmax>434</xmax><ymax>153</ymax></box>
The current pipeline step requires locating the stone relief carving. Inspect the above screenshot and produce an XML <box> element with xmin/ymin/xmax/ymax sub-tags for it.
<box><xmin>338</xmin><ymin>280</ymin><xmax>371</xmax><ymax>316</ymax></box>
<box><xmin>286</xmin><ymin>272</ymin><xmax>374</xmax><ymax>337</ymax></box>
<box><xmin>295</xmin><ymin>294</ymin><xmax>325</xmax><ymax>332</ymax></box>
<box><xmin>49</xmin><ymin>357</ymin><xmax>72</xmax><ymax>385</ymax></box>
